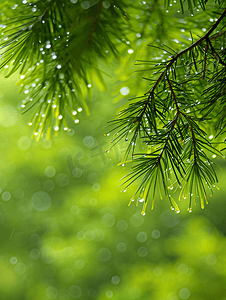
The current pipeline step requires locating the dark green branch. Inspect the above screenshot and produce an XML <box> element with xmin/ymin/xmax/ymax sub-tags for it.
<box><xmin>206</xmin><ymin>37</ymin><xmax>226</xmax><ymax>66</ymax></box>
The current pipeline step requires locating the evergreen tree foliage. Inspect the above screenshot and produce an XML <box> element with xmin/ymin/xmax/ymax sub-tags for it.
<box><xmin>0</xmin><ymin>0</ymin><xmax>225</xmax><ymax>213</ymax></box>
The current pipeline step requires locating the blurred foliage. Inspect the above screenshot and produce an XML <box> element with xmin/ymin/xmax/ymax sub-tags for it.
<box><xmin>1</xmin><ymin>65</ymin><xmax>226</xmax><ymax>300</ymax></box>
<box><xmin>0</xmin><ymin>1</ymin><xmax>226</xmax><ymax>299</ymax></box>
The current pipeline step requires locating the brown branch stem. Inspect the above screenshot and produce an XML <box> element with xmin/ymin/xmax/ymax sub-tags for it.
<box><xmin>155</xmin><ymin>112</ymin><xmax>179</xmax><ymax>167</ymax></box>
<box><xmin>167</xmin><ymin>77</ymin><xmax>180</xmax><ymax>113</ymax></box>
<box><xmin>210</xmin><ymin>30</ymin><xmax>226</xmax><ymax>40</ymax></box>
<box><xmin>167</xmin><ymin>77</ymin><xmax>189</xmax><ymax>118</ymax></box>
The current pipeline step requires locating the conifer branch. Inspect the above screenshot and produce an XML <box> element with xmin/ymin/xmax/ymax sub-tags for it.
<box><xmin>0</xmin><ymin>0</ymin><xmax>131</xmax><ymax>139</ymax></box>
<box><xmin>109</xmin><ymin>7</ymin><xmax>226</xmax><ymax>214</ymax></box>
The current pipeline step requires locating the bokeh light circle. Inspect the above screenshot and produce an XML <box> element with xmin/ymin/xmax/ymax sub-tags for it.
<box><xmin>31</xmin><ymin>191</ymin><xmax>51</xmax><ymax>211</ymax></box>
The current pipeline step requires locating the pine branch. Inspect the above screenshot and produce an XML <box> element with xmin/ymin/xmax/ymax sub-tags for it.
<box><xmin>109</xmin><ymin>7</ymin><xmax>226</xmax><ymax>214</ymax></box>
<box><xmin>0</xmin><ymin>0</ymin><xmax>130</xmax><ymax>140</ymax></box>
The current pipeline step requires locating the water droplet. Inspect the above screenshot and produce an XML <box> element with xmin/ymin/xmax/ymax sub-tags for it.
<box><xmin>58</xmin><ymin>115</ymin><xmax>63</xmax><ymax>120</ymax></box>
<box><xmin>170</xmin><ymin>206</ymin><xmax>175</xmax><ymax>211</ymax></box>
<box><xmin>77</xmin><ymin>107</ymin><xmax>82</xmax><ymax>112</ymax></box>
<box><xmin>56</xmin><ymin>64</ymin><xmax>61</xmax><ymax>69</ymax></box>
<box><xmin>72</xmin><ymin>111</ymin><xmax>77</xmax><ymax>115</ymax></box>
<box><xmin>128</xmin><ymin>49</ymin><xmax>134</xmax><ymax>54</ymax></box>
<box><xmin>175</xmin><ymin>210</ymin><xmax>180</xmax><ymax>214</ymax></box>
<box><xmin>74</xmin><ymin>119</ymin><xmax>79</xmax><ymax>124</ymax></box>
<box><xmin>187</xmin><ymin>208</ymin><xmax>192</xmax><ymax>213</ymax></box>
<box><xmin>87</xmin><ymin>84</ymin><xmax>92</xmax><ymax>88</ymax></box>
<box><xmin>54</xmin><ymin>125</ymin><xmax>59</xmax><ymax>131</ymax></box>
<box><xmin>120</xmin><ymin>87</ymin><xmax>130</xmax><ymax>95</ymax></box>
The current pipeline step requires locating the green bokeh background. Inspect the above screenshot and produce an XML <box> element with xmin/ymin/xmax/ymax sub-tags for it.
<box><xmin>1</xmin><ymin>57</ymin><xmax>226</xmax><ymax>300</ymax></box>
